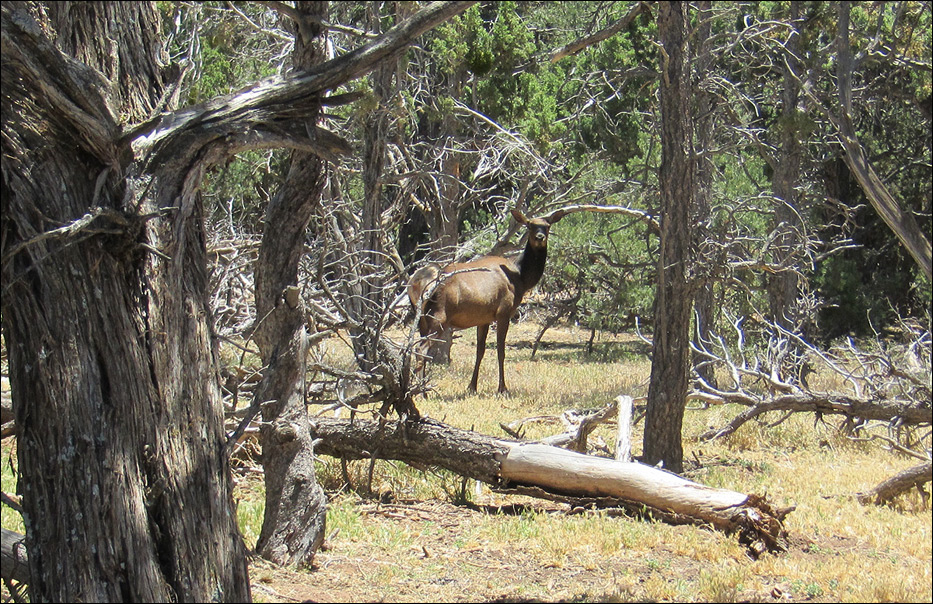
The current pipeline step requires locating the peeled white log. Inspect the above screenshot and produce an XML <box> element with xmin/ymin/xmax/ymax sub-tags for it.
<box><xmin>615</xmin><ymin>395</ymin><xmax>633</xmax><ymax>462</ymax></box>
<box><xmin>501</xmin><ymin>443</ymin><xmax>748</xmax><ymax>532</ymax></box>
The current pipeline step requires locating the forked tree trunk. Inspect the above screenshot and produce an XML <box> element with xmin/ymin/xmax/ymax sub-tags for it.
<box><xmin>2</xmin><ymin>1</ymin><xmax>477</xmax><ymax>598</ymax></box>
<box><xmin>2</xmin><ymin>3</ymin><xmax>250</xmax><ymax>600</ymax></box>
<box><xmin>252</xmin><ymin>1</ymin><xmax>329</xmax><ymax>567</ymax></box>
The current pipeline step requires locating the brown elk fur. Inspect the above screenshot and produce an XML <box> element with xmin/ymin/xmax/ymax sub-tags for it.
<box><xmin>408</xmin><ymin>208</ymin><xmax>561</xmax><ymax>394</ymax></box>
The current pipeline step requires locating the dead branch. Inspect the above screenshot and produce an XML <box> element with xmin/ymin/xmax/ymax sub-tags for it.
<box><xmin>1</xmin><ymin>528</ymin><xmax>29</xmax><ymax>585</ymax></box>
<box><xmin>698</xmin><ymin>393</ymin><xmax>930</xmax><ymax>441</ymax></box>
<box><xmin>694</xmin><ymin>315</ymin><xmax>931</xmax><ymax>444</ymax></box>
<box><xmin>539</xmin><ymin>400</ymin><xmax>619</xmax><ymax>453</ymax></box>
<box><xmin>856</xmin><ymin>461</ymin><xmax>932</xmax><ymax>506</ymax></box>
<box><xmin>541</xmin><ymin>203</ymin><xmax>660</xmax><ymax>236</ymax></box>
<box><xmin>548</xmin><ymin>3</ymin><xmax>651</xmax><ymax>63</ymax></box>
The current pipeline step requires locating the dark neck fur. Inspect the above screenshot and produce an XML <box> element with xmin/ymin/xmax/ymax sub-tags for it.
<box><xmin>516</xmin><ymin>242</ymin><xmax>547</xmax><ymax>294</ymax></box>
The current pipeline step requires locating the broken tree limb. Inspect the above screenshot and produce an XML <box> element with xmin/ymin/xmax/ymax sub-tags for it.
<box><xmin>540</xmin><ymin>400</ymin><xmax>620</xmax><ymax>452</ymax></box>
<box><xmin>1</xmin><ymin>528</ymin><xmax>29</xmax><ymax>584</ymax></box>
<box><xmin>616</xmin><ymin>395</ymin><xmax>634</xmax><ymax>462</ymax></box>
<box><xmin>548</xmin><ymin>2</ymin><xmax>652</xmax><ymax>63</ymax></box>
<box><xmin>312</xmin><ymin>416</ymin><xmax>508</xmax><ymax>484</ymax></box>
<box><xmin>698</xmin><ymin>393</ymin><xmax>932</xmax><ymax>441</ymax></box>
<box><xmin>856</xmin><ymin>461</ymin><xmax>932</xmax><ymax>506</ymax></box>
<box><xmin>310</xmin><ymin>416</ymin><xmax>791</xmax><ymax>554</ymax></box>
<box><xmin>506</xmin><ymin>395</ymin><xmax>641</xmax><ymax>456</ymax></box>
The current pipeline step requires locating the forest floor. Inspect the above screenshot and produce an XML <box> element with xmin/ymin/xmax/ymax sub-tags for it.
<box><xmin>247</xmin><ymin>497</ymin><xmax>833</xmax><ymax>603</ymax></box>
<box><xmin>235</xmin><ymin>322</ymin><xmax>931</xmax><ymax>603</ymax></box>
<box><xmin>3</xmin><ymin>322</ymin><xmax>930</xmax><ymax>602</ymax></box>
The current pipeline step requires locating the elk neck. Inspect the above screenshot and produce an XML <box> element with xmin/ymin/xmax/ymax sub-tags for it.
<box><xmin>515</xmin><ymin>238</ymin><xmax>548</xmax><ymax>294</ymax></box>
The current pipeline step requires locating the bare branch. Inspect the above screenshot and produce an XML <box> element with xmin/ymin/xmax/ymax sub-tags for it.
<box><xmin>541</xmin><ymin>204</ymin><xmax>660</xmax><ymax>235</ymax></box>
<box><xmin>128</xmin><ymin>1</ymin><xmax>479</xmax><ymax>163</ymax></box>
<box><xmin>694</xmin><ymin>316</ymin><xmax>932</xmax><ymax>443</ymax></box>
<box><xmin>548</xmin><ymin>2</ymin><xmax>652</xmax><ymax>63</ymax></box>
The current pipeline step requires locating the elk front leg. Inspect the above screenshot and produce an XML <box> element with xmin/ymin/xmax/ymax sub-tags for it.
<box><xmin>469</xmin><ymin>323</ymin><xmax>489</xmax><ymax>392</ymax></box>
<box><xmin>495</xmin><ymin>319</ymin><xmax>510</xmax><ymax>394</ymax></box>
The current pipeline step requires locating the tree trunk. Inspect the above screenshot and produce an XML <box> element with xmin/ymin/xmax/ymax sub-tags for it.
<box><xmin>643</xmin><ymin>1</ymin><xmax>696</xmax><ymax>474</ymax></box>
<box><xmin>415</xmin><ymin>39</ymin><xmax>468</xmax><ymax>366</ymax></box>
<box><xmin>768</xmin><ymin>3</ymin><xmax>804</xmax><ymax>332</ymax></box>
<box><xmin>347</xmin><ymin>1</ymin><xmax>398</xmax><ymax>373</ymax></box>
<box><xmin>2</xmin><ymin>1</ymin><xmax>477</xmax><ymax>598</ymax></box>
<box><xmin>834</xmin><ymin>2</ymin><xmax>932</xmax><ymax>281</ymax></box>
<box><xmin>310</xmin><ymin>417</ymin><xmax>790</xmax><ymax>556</ymax></box>
<box><xmin>691</xmin><ymin>0</ymin><xmax>717</xmax><ymax>390</ymax></box>
<box><xmin>252</xmin><ymin>1</ymin><xmax>329</xmax><ymax>567</ymax></box>
<box><xmin>2</xmin><ymin>3</ymin><xmax>250</xmax><ymax>600</ymax></box>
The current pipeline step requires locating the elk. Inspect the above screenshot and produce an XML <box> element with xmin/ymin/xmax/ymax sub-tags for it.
<box><xmin>408</xmin><ymin>208</ymin><xmax>565</xmax><ymax>394</ymax></box>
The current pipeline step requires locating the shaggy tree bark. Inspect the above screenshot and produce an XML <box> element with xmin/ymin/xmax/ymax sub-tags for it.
<box><xmin>1</xmin><ymin>1</ymin><xmax>476</xmax><ymax>599</ymax></box>
<box><xmin>643</xmin><ymin>1</ymin><xmax>696</xmax><ymax>474</ymax></box>
<box><xmin>252</xmin><ymin>1</ymin><xmax>329</xmax><ymax>567</ymax></box>
<box><xmin>1</xmin><ymin>3</ymin><xmax>250</xmax><ymax>600</ymax></box>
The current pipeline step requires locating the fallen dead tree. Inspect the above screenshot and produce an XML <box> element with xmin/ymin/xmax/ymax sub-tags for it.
<box><xmin>310</xmin><ymin>416</ymin><xmax>791</xmax><ymax>556</ymax></box>
<box><xmin>2</xmin><ymin>527</ymin><xmax>29</xmax><ymax>593</ymax></box>
<box><xmin>692</xmin><ymin>315</ymin><xmax>931</xmax><ymax>505</ymax></box>
<box><xmin>693</xmin><ymin>316</ymin><xmax>931</xmax><ymax>440</ymax></box>
<box><xmin>856</xmin><ymin>461</ymin><xmax>932</xmax><ymax>506</ymax></box>
<box><xmin>697</xmin><ymin>393</ymin><xmax>931</xmax><ymax>441</ymax></box>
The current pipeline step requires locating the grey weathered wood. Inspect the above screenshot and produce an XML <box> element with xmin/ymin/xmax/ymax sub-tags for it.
<box><xmin>857</xmin><ymin>461</ymin><xmax>932</xmax><ymax>506</ymax></box>
<box><xmin>310</xmin><ymin>416</ymin><xmax>790</xmax><ymax>554</ymax></box>
<box><xmin>1</xmin><ymin>528</ymin><xmax>29</xmax><ymax>584</ymax></box>
<box><xmin>615</xmin><ymin>395</ymin><xmax>634</xmax><ymax>462</ymax></box>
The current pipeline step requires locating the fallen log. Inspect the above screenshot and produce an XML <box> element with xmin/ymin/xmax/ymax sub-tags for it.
<box><xmin>1</xmin><ymin>527</ymin><xmax>29</xmax><ymax>584</ymax></box>
<box><xmin>699</xmin><ymin>394</ymin><xmax>932</xmax><ymax>441</ymax></box>
<box><xmin>310</xmin><ymin>416</ymin><xmax>791</xmax><ymax>555</ymax></box>
<box><xmin>856</xmin><ymin>461</ymin><xmax>932</xmax><ymax>506</ymax></box>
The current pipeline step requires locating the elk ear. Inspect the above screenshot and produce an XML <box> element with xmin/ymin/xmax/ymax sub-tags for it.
<box><xmin>510</xmin><ymin>208</ymin><xmax>529</xmax><ymax>224</ymax></box>
<box><xmin>544</xmin><ymin>209</ymin><xmax>569</xmax><ymax>225</ymax></box>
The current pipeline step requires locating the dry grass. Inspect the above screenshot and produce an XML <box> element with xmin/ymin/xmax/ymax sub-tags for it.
<box><xmin>251</xmin><ymin>320</ymin><xmax>930</xmax><ymax>602</ymax></box>
<box><xmin>2</xmin><ymin>320</ymin><xmax>931</xmax><ymax>602</ymax></box>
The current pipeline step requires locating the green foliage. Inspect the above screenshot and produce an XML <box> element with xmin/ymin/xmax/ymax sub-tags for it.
<box><xmin>202</xmin><ymin>150</ymin><xmax>287</xmax><ymax>236</ymax></box>
<box><xmin>543</xmin><ymin>209</ymin><xmax>657</xmax><ymax>333</ymax></box>
<box><xmin>429</xmin><ymin>2</ymin><xmax>572</xmax><ymax>149</ymax></box>
<box><xmin>175</xmin><ymin>0</ymin><xmax>929</xmax><ymax>340</ymax></box>
<box><xmin>430</xmin><ymin>5</ymin><xmax>495</xmax><ymax>77</ymax></box>
<box><xmin>573</xmin><ymin>16</ymin><xmax>656</xmax><ymax>173</ymax></box>
<box><xmin>172</xmin><ymin>3</ymin><xmax>281</xmax><ymax>105</ymax></box>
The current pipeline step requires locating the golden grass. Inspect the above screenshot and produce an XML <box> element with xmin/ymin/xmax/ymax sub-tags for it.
<box><xmin>297</xmin><ymin>320</ymin><xmax>931</xmax><ymax>602</ymax></box>
<box><xmin>2</xmin><ymin>320</ymin><xmax>930</xmax><ymax>602</ymax></box>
